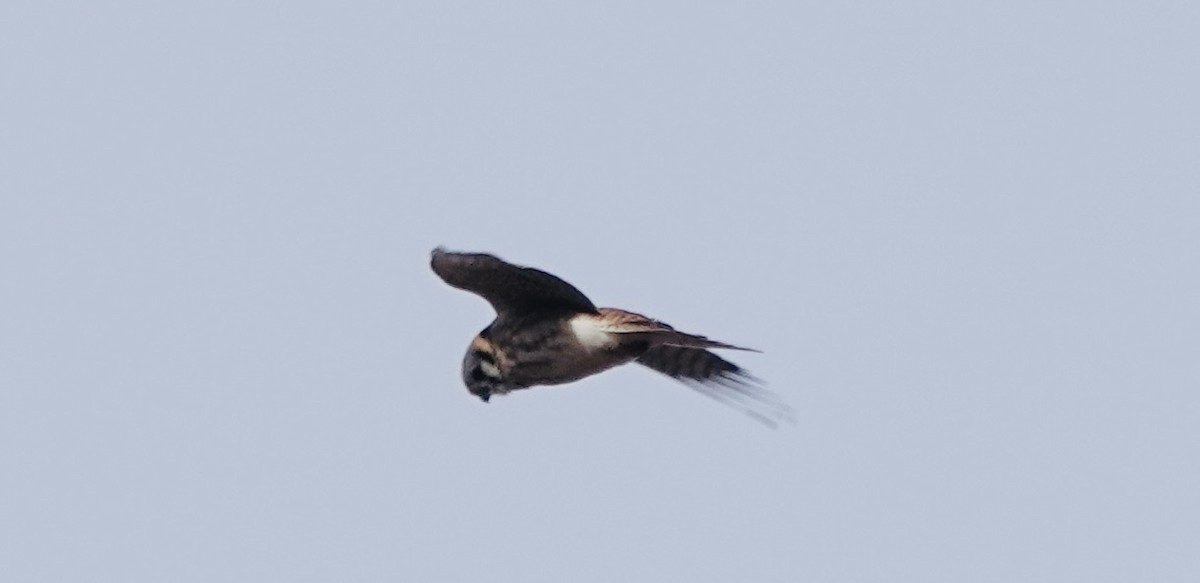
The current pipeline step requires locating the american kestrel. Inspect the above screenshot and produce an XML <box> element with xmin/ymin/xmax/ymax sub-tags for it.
<box><xmin>430</xmin><ymin>248</ymin><xmax>792</xmax><ymax>425</ymax></box>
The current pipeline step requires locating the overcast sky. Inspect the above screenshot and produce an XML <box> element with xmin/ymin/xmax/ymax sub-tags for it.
<box><xmin>2</xmin><ymin>2</ymin><xmax>1198</xmax><ymax>582</ymax></box>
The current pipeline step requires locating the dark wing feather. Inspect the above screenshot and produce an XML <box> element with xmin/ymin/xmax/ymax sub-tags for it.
<box><xmin>636</xmin><ymin>345</ymin><xmax>794</xmax><ymax>427</ymax></box>
<box><xmin>430</xmin><ymin>248</ymin><xmax>598</xmax><ymax>316</ymax></box>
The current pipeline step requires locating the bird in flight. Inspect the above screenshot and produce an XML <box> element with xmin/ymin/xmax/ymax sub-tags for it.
<box><xmin>429</xmin><ymin>248</ymin><xmax>792</xmax><ymax>425</ymax></box>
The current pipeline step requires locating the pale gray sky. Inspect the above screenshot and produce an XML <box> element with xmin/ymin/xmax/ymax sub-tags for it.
<box><xmin>2</xmin><ymin>2</ymin><xmax>1198</xmax><ymax>582</ymax></box>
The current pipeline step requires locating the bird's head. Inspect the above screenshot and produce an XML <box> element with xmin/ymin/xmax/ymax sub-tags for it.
<box><xmin>461</xmin><ymin>336</ymin><xmax>507</xmax><ymax>402</ymax></box>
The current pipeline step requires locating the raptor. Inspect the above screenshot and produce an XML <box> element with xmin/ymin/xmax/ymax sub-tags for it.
<box><xmin>429</xmin><ymin>248</ymin><xmax>791</xmax><ymax>425</ymax></box>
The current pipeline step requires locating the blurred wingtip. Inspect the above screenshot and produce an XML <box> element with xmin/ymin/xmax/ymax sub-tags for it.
<box><xmin>682</xmin><ymin>373</ymin><xmax>796</xmax><ymax>429</ymax></box>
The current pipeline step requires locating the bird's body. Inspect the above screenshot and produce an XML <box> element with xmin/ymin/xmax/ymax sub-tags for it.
<box><xmin>430</xmin><ymin>248</ymin><xmax>791</xmax><ymax>424</ymax></box>
<box><xmin>476</xmin><ymin>309</ymin><xmax>680</xmax><ymax>391</ymax></box>
<box><xmin>476</xmin><ymin>311</ymin><xmax>623</xmax><ymax>391</ymax></box>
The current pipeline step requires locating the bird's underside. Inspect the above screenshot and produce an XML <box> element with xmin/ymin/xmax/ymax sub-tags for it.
<box><xmin>430</xmin><ymin>247</ymin><xmax>793</xmax><ymax>426</ymax></box>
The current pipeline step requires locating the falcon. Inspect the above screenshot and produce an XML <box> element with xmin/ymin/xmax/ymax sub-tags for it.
<box><xmin>429</xmin><ymin>248</ymin><xmax>792</xmax><ymax>425</ymax></box>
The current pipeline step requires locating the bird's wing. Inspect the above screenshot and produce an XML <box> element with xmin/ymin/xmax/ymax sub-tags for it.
<box><xmin>593</xmin><ymin>308</ymin><xmax>758</xmax><ymax>351</ymax></box>
<box><xmin>636</xmin><ymin>345</ymin><xmax>794</xmax><ymax>427</ymax></box>
<box><xmin>430</xmin><ymin>248</ymin><xmax>598</xmax><ymax>316</ymax></box>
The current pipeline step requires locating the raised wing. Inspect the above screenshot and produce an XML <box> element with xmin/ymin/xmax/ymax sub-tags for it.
<box><xmin>636</xmin><ymin>345</ymin><xmax>793</xmax><ymax>427</ymax></box>
<box><xmin>430</xmin><ymin>247</ymin><xmax>598</xmax><ymax>316</ymax></box>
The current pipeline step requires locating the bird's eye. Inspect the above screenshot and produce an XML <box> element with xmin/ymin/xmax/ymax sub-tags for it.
<box><xmin>470</xmin><ymin>367</ymin><xmax>489</xmax><ymax>382</ymax></box>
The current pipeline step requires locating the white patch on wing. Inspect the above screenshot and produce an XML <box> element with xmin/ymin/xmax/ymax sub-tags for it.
<box><xmin>569</xmin><ymin>314</ymin><xmax>617</xmax><ymax>350</ymax></box>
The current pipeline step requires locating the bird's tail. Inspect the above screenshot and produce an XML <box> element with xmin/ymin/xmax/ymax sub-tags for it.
<box><xmin>624</xmin><ymin>329</ymin><xmax>759</xmax><ymax>352</ymax></box>
<box><xmin>595</xmin><ymin>307</ymin><xmax>758</xmax><ymax>352</ymax></box>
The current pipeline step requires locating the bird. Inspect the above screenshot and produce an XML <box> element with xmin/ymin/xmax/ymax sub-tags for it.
<box><xmin>429</xmin><ymin>247</ymin><xmax>793</xmax><ymax>426</ymax></box>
